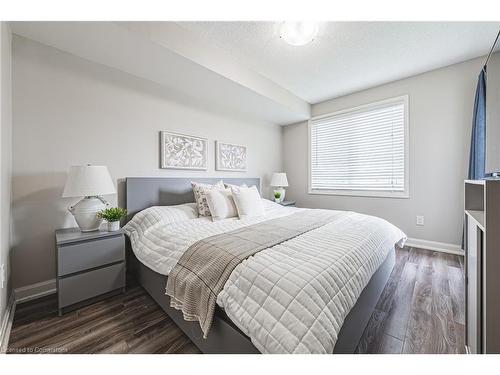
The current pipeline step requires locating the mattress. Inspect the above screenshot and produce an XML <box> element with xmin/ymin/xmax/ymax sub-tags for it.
<box><xmin>124</xmin><ymin>200</ymin><xmax>406</xmax><ymax>353</ymax></box>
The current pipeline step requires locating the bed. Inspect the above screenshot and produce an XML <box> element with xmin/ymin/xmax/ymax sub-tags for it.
<box><xmin>124</xmin><ymin>177</ymin><xmax>405</xmax><ymax>354</ymax></box>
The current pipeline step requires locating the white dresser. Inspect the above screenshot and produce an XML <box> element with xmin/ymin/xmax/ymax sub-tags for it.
<box><xmin>464</xmin><ymin>179</ymin><xmax>500</xmax><ymax>353</ymax></box>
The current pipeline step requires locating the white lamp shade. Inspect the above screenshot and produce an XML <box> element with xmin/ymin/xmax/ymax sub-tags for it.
<box><xmin>270</xmin><ymin>173</ymin><xmax>289</xmax><ymax>187</ymax></box>
<box><xmin>62</xmin><ymin>165</ymin><xmax>116</xmax><ymax>197</ymax></box>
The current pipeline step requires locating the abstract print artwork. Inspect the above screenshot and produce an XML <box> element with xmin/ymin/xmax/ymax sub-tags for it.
<box><xmin>215</xmin><ymin>141</ymin><xmax>247</xmax><ymax>172</ymax></box>
<box><xmin>160</xmin><ymin>131</ymin><xmax>208</xmax><ymax>170</ymax></box>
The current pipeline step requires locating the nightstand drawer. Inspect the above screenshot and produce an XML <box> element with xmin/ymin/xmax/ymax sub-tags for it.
<box><xmin>58</xmin><ymin>235</ymin><xmax>125</xmax><ymax>276</ymax></box>
<box><xmin>58</xmin><ymin>262</ymin><xmax>125</xmax><ymax>308</ymax></box>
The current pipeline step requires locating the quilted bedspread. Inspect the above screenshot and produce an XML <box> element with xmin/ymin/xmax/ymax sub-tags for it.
<box><xmin>125</xmin><ymin>201</ymin><xmax>406</xmax><ymax>353</ymax></box>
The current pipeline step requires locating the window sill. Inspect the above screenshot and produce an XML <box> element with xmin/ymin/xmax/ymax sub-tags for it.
<box><xmin>308</xmin><ymin>189</ymin><xmax>409</xmax><ymax>199</ymax></box>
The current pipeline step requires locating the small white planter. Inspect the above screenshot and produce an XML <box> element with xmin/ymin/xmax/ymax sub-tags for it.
<box><xmin>107</xmin><ymin>221</ymin><xmax>120</xmax><ymax>232</ymax></box>
<box><xmin>275</xmin><ymin>198</ymin><xmax>281</xmax><ymax>203</ymax></box>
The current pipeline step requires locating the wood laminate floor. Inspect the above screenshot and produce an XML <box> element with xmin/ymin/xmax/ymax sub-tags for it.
<box><xmin>356</xmin><ymin>247</ymin><xmax>465</xmax><ymax>354</ymax></box>
<box><xmin>7</xmin><ymin>247</ymin><xmax>464</xmax><ymax>354</ymax></box>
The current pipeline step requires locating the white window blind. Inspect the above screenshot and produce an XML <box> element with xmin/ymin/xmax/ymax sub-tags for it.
<box><xmin>309</xmin><ymin>96</ymin><xmax>408</xmax><ymax>197</ymax></box>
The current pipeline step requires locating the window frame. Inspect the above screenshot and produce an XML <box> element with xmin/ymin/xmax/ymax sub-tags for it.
<box><xmin>308</xmin><ymin>95</ymin><xmax>410</xmax><ymax>199</ymax></box>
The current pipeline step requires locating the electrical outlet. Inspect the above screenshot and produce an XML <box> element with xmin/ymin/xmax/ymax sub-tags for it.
<box><xmin>0</xmin><ymin>263</ymin><xmax>5</xmax><ymax>289</ymax></box>
<box><xmin>416</xmin><ymin>216</ymin><xmax>425</xmax><ymax>226</ymax></box>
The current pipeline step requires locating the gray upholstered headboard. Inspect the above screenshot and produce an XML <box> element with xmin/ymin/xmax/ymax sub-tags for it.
<box><xmin>125</xmin><ymin>177</ymin><xmax>260</xmax><ymax>222</ymax></box>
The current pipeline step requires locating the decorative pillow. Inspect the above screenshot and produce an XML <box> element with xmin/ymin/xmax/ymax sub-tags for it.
<box><xmin>231</xmin><ymin>185</ymin><xmax>265</xmax><ymax>218</ymax></box>
<box><xmin>191</xmin><ymin>180</ymin><xmax>225</xmax><ymax>217</ymax></box>
<box><xmin>206</xmin><ymin>189</ymin><xmax>238</xmax><ymax>221</ymax></box>
<box><xmin>224</xmin><ymin>182</ymin><xmax>247</xmax><ymax>193</ymax></box>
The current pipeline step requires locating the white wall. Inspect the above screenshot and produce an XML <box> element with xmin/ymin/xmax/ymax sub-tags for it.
<box><xmin>11</xmin><ymin>36</ymin><xmax>282</xmax><ymax>289</ymax></box>
<box><xmin>283</xmin><ymin>57</ymin><xmax>483</xmax><ymax>247</ymax></box>
<box><xmin>0</xmin><ymin>23</ymin><xmax>13</xmax><ymax>328</ymax></box>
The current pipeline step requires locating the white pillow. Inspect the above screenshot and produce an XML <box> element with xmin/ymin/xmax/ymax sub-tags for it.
<box><xmin>123</xmin><ymin>203</ymin><xmax>198</xmax><ymax>237</ymax></box>
<box><xmin>206</xmin><ymin>189</ymin><xmax>238</xmax><ymax>221</ymax></box>
<box><xmin>224</xmin><ymin>182</ymin><xmax>247</xmax><ymax>193</ymax></box>
<box><xmin>231</xmin><ymin>185</ymin><xmax>265</xmax><ymax>218</ymax></box>
<box><xmin>191</xmin><ymin>180</ymin><xmax>225</xmax><ymax>217</ymax></box>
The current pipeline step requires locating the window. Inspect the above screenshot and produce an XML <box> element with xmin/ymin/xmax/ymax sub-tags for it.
<box><xmin>309</xmin><ymin>95</ymin><xmax>409</xmax><ymax>198</ymax></box>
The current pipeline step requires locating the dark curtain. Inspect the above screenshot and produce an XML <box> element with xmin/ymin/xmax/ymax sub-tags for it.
<box><xmin>468</xmin><ymin>69</ymin><xmax>487</xmax><ymax>180</ymax></box>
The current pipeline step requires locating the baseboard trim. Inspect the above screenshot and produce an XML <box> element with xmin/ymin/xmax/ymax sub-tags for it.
<box><xmin>14</xmin><ymin>279</ymin><xmax>56</xmax><ymax>304</ymax></box>
<box><xmin>0</xmin><ymin>291</ymin><xmax>16</xmax><ymax>353</ymax></box>
<box><xmin>406</xmin><ymin>237</ymin><xmax>464</xmax><ymax>256</ymax></box>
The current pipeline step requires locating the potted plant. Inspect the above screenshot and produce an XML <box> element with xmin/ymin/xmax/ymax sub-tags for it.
<box><xmin>97</xmin><ymin>207</ymin><xmax>127</xmax><ymax>232</ymax></box>
<box><xmin>274</xmin><ymin>190</ymin><xmax>282</xmax><ymax>203</ymax></box>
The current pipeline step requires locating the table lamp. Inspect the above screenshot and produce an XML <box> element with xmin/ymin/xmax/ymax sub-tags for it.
<box><xmin>62</xmin><ymin>165</ymin><xmax>116</xmax><ymax>232</ymax></box>
<box><xmin>271</xmin><ymin>172</ymin><xmax>289</xmax><ymax>203</ymax></box>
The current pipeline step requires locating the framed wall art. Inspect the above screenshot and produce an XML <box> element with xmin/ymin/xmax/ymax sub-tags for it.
<box><xmin>160</xmin><ymin>131</ymin><xmax>208</xmax><ymax>170</ymax></box>
<box><xmin>215</xmin><ymin>141</ymin><xmax>247</xmax><ymax>172</ymax></box>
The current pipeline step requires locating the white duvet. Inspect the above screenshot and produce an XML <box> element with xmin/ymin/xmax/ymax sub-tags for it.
<box><xmin>124</xmin><ymin>200</ymin><xmax>406</xmax><ymax>353</ymax></box>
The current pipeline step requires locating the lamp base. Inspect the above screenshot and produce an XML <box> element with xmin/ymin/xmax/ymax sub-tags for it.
<box><xmin>69</xmin><ymin>196</ymin><xmax>108</xmax><ymax>232</ymax></box>
<box><xmin>273</xmin><ymin>187</ymin><xmax>286</xmax><ymax>203</ymax></box>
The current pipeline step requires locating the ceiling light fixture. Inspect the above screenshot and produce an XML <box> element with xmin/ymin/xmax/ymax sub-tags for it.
<box><xmin>280</xmin><ymin>21</ymin><xmax>319</xmax><ymax>46</ymax></box>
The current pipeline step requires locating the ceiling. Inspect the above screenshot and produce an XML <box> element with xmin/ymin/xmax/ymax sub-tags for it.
<box><xmin>10</xmin><ymin>22</ymin><xmax>310</xmax><ymax>125</ymax></box>
<box><xmin>10</xmin><ymin>22</ymin><xmax>500</xmax><ymax>126</ymax></box>
<box><xmin>179</xmin><ymin>22</ymin><xmax>500</xmax><ymax>103</ymax></box>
